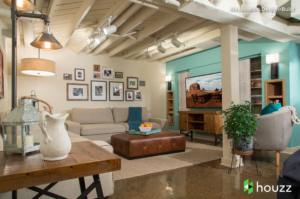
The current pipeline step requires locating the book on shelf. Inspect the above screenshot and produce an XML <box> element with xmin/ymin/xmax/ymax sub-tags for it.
<box><xmin>168</xmin><ymin>115</ymin><xmax>174</xmax><ymax>124</ymax></box>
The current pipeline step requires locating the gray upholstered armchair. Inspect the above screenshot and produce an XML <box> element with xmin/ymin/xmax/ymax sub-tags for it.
<box><xmin>255</xmin><ymin>109</ymin><xmax>293</xmax><ymax>166</ymax></box>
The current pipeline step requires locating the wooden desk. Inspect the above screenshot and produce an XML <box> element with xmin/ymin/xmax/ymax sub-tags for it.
<box><xmin>0</xmin><ymin>141</ymin><xmax>121</xmax><ymax>199</ymax></box>
<box><xmin>178</xmin><ymin>111</ymin><xmax>223</xmax><ymax>146</ymax></box>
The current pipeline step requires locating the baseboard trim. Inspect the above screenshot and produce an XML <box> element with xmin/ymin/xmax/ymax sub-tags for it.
<box><xmin>282</xmin><ymin>146</ymin><xmax>300</xmax><ymax>154</ymax></box>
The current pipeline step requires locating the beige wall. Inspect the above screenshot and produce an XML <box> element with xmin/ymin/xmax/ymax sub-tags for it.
<box><xmin>4</xmin><ymin>46</ymin><xmax>166</xmax><ymax>119</ymax></box>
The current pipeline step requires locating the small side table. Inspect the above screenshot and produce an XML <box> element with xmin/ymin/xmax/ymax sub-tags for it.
<box><xmin>228</xmin><ymin>142</ymin><xmax>262</xmax><ymax>176</ymax></box>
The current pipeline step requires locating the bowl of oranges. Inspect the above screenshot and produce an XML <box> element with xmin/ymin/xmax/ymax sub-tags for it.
<box><xmin>139</xmin><ymin>123</ymin><xmax>153</xmax><ymax>132</ymax></box>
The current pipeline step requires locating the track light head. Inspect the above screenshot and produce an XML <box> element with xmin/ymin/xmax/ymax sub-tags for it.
<box><xmin>87</xmin><ymin>43</ymin><xmax>95</xmax><ymax>50</ymax></box>
<box><xmin>171</xmin><ymin>38</ymin><xmax>181</xmax><ymax>48</ymax></box>
<box><xmin>157</xmin><ymin>45</ymin><xmax>166</xmax><ymax>54</ymax></box>
<box><xmin>103</xmin><ymin>25</ymin><xmax>117</xmax><ymax>35</ymax></box>
<box><xmin>145</xmin><ymin>51</ymin><xmax>152</xmax><ymax>58</ymax></box>
<box><xmin>95</xmin><ymin>34</ymin><xmax>107</xmax><ymax>45</ymax></box>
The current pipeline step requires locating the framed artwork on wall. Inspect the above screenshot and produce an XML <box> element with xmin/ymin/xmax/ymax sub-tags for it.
<box><xmin>103</xmin><ymin>67</ymin><xmax>114</xmax><ymax>79</ymax></box>
<box><xmin>135</xmin><ymin>91</ymin><xmax>142</xmax><ymax>101</ymax></box>
<box><xmin>93</xmin><ymin>73</ymin><xmax>101</xmax><ymax>79</ymax></box>
<box><xmin>109</xmin><ymin>81</ymin><xmax>124</xmax><ymax>101</ymax></box>
<box><xmin>139</xmin><ymin>81</ymin><xmax>145</xmax><ymax>86</ymax></box>
<box><xmin>126</xmin><ymin>90</ymin><xmax>134</xmax><ymax>101</ymax></box>
<box><xmin>127</xmin><ymin>77</ymin><xmax>138</xmax><ymax>90</ymax></box>
<box><xmin>115</xmin><ymin>72</ymin><xmax>123</xmax><ymax>78</ymax></box>
<box><xmin>91</xmin><ymin>81</ymin><xmax>107</xmax><ymax>101</ymax></box>
<box><xmin>67</xmin><ymin>83</ymin><xmax>89</xmax><ymax>101</ymax></box>
<box><xmin>75</xmin><ymin>68</ymin><xmax>85</xmax><ymax>81</ymax></box>
<box><xmin>0</xmin><ymin>49</ymin><xmax>3</xmax><ymax>99</ymax></box>
<box><xmin>63</xmin><ymin>73</ymin><xmax>72</xmax><ymax>80</ymax></box>
<box><xmin>94</xmin><ymin>64</ymin><xmax>100</xmax><ymax>72</ymax></box>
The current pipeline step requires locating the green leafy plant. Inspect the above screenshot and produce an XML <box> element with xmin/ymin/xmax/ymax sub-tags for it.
<box><xmin>221</xmin><ymin>101</ymin><xmax>259</xmax><ymax>142</ymax></box>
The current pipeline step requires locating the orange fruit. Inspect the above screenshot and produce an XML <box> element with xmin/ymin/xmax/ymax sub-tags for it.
<box><xmin>145</xmin><ymin>123</ymin><xmax>150</xmax><ymax>127</ymax></box>
<box><xmin>149</xmin><ymin>123</ymin><xmax>153</xmax><ymax>127</ymax></box>
<box><xmin>140</xmin><ymin>124</ymin><xmax>145</xmax><ymax>127</ymax></box>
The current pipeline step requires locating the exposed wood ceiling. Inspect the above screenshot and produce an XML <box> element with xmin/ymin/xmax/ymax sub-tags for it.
<box><xmin>0</xmin><ymin>0</ymin><xmax>299</xmax><ymax>62</ymax></box>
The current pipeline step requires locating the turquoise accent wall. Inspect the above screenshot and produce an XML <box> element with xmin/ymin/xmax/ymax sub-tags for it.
<box><xmin>166</xmin><ymin>38</ymin><xmax>300</xmax><ymax>148</ymax></box>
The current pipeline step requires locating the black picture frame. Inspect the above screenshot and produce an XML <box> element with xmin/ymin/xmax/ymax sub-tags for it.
<box><xmin>115</xmin><ymin>72</ymin><xmax>123</xmax><ymax>78</ymax></box>
<box><xmin>109</xmin><ymin>81</ymin><xmax>124</xmax><ymax>101</ymax></box>
<box><xmin>91</xmin><ymin>80</ymin><xmax>107</xmax><ymax>101</ymax></box>
<box><xmin>75</xmin><ymin>68</ymin><xmax>85</xmax><ymax>81</ymax></box>
<box><xmin>125</xmin><ymin>90</ymin><xmax>134</xmax><ymax>101</ymax></box>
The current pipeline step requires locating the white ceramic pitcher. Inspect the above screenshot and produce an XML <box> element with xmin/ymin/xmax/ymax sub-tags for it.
<box><xmin>39</xmin><ymin>112</ymin><xmax>72</xmax><ymax>161</ymax></box>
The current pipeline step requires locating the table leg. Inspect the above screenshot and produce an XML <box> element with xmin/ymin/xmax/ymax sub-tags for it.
<box><xmin>12</xmin><ymin>190</ymin><xmax>17</xmax><ymax>199</ymax></box>
<box><xmin>93</xmin><ymin>175</ymin><xmax>104</xmax><ymax>199</ymax></box>
<box><xmin>79</xmin><ymin>177</ymin><xmax>87</xmax><ymax>199</ymax></box>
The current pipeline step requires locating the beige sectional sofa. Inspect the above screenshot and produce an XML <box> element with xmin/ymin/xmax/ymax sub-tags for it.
<box><xmin>65</xmin><ymin>107</ymin><xmax>168</xmax><ymax>142</ymax></box>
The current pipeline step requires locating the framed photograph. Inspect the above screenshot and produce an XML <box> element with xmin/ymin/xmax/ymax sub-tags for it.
<box><xmin>67</xmin><ymin>83</ymin><xmax>89</xmax><ymax>101</ymax></box>
<box><xmin>115</xmin><ymin>72</ymin><xmax>123</xmax><ymax>78</ymax></box>
<box><xmin>91</xmin><ymin>81</ymin><xmax>107</xmax><ymax>101</ymax></box>
<box><xmin>63</xmin><ymin>73</ymin><xmax>72</xmax><ymax>80</ymax></box>
<box><xmin>127</xmin><ymin>77</ymin><xmax>138</xmax><ymax>90</ymax></box>
<box><xmin>0</xmin><ymin>49</ymin><xmax>4</xmax><ymax>99</ymax></box>
<box><xmin>109</xmin><ymin>81</ymin><xmax>124</xmax><ymax>101</ymax></box>
<box><xmin>139</xmin><ymin>81</ymin><xmax>145</xmax><ymax>86</ymax></box>
<box><xmin>93</xmin><ymin>73</ymin><xmax>101</xmax><ymax>79</ymax></box>
<box><xmin>103</xmin><ymin>67</ymin><xmax>114</xmax><ymax>79</ymax></box>
<box><xmin>135</xmin><ymin>91</ymin><xmax>142</xmax><ymax>101</ymax></box>
<box><xmin>126</xmin><ymin>90</ymin><xmax>134</xmax><ymax>101</ymax></box>
<box><xmin>94</xmin><ymin>64</ymin><xmax>100</xmax><ymax>72</ymax></box>
<box><xmin>75</xmin><ymin>68</ymin><xmax>85</xmax><ymax>81</ymax></box>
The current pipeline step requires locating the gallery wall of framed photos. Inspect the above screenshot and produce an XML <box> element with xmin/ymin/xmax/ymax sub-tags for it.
<box><xmin>8</xmin><ymin>46</ymin><xmax>166</xmax><ymax>119</ymax></box>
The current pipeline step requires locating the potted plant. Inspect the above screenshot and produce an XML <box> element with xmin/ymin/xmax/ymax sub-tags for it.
<box><xmin>221</xmin><ymin>101</ymin><xmax>259</xmax><ymax>153</ymax></box>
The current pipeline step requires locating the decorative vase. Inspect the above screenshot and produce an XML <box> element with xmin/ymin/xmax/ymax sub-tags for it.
<box><xmin>233</xmin><ymin>136</ymin><xmax>253</xmax><ymax>153</ymax></box>
<box><xmin>39</xmin><ymin>111</ymin><xmax>71</xmax><ymax>161</ymax></box>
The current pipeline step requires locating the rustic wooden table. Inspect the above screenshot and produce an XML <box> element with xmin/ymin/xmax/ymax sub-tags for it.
<box><xmin>0</xmin><ymin>141</ymin><xmax>121</xmax><ymax>199</ymax></box>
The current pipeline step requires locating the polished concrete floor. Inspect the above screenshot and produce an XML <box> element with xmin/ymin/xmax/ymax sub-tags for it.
<box><xmin>108</xmin><ymin>137</ymin><xmax>290</xmax><ymax>199</ymax></box>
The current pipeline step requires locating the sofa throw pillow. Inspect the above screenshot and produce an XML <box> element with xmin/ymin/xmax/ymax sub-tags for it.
<box><xmin>260</xmin><ymin>103</ymin><xmax>281</xmax><ymax>116</ymax></box>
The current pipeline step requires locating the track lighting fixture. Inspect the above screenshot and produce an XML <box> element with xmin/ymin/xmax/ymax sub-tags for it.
<box><xmin>103</xmin><ymin>16</ymin><xmax>117</xmax><ymax>35</ymax></box>
<box><xmin>171</xmin><ymin>38</ymin><xmax>181</xmax><ymax>48</ymax></box>
<box><xmin>87</xmin><ymin>43</ymin><xmax>95</xmax><ymax>50</ymax></box>
<box><xmin>4</xmin><ymin>0</ymin><xmax>35</xmax><ymax>11</ymax></box>
<box><xmin>145</xmin><ymin>49</ymin><xmax>152</xmax><ymax>58</ymax></box>
<box><xmin>95</xmin><ymin>34</ymin><xmax>107</xmax><ymax>45</ymax></box>
<box><xmin>157</xmin><ymin>44</ymin><xmax>166</xmax><ymax>54</ymax></box>
<box><xmin>31</xmin><ymin>25</ymin><xmax>63</xmax><ymax>51</ymax></box>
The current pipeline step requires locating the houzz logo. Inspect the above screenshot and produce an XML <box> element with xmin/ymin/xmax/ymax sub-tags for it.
<box><xmin>244</xmin><ymin>179</ymin><xmax>253</xmax><ymax>194</ymax></box>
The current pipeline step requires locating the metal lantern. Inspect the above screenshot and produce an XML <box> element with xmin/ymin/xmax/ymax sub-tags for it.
<box><xmin>1</xmin><ymin>99</ymin><xmax>40</xmax><ymax>156</ymax></box>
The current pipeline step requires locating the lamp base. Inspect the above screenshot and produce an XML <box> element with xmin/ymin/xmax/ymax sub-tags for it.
<box><xmin>271</xmin><ymin>63</ymin><xmax>278</xmax><ymax>79</ymax></box>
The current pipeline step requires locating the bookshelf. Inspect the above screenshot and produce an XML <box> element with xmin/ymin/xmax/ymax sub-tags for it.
<box><xmin>250</xmin><ymin>57</ymin><xmax>262</xmax><ymax>114</ymax></box>
<box><xmin>265</xmin><ymin>79</ymin><xmax>286</xmax><ymax>106</ymax></box>
<box><xmin>167</xmin><ymin>91</ymin><xmax>174</xmax><ymax>126</ymax></box>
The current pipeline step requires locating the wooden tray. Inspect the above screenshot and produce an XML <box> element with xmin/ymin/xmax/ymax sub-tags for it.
<box><xmin>128</xmin><ymin>128</ymin><xmax>161</xmax><ymax>135</ymax></box>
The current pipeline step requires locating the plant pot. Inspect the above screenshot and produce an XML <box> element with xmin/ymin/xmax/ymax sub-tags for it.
<box><xmin>233</xmin><ymin>136</ymin><xmax>253</xmax><ymax>153</ymax></box>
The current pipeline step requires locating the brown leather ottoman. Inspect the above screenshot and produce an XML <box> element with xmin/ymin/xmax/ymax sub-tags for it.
<box><xmin>111</xmin><ymin>132</ymin><xmax>186</xmax><ymax>159</ymax></box>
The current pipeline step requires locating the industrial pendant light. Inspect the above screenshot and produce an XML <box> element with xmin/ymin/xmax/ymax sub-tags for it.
<box><xmin>31</xmin><ymin>25</ymin><xmax>63</xmax><ymax>51</ymax></box>
<box><xmin>21</xmin><ymin>50</ymin><xmax>55</xmax><ymax>76</ymax></box>
<box><xmin>103</xmin><ymin>16</ymin><xmax>117</xmax><ymax>35</ymax></box>
<box><xmin>4</xmin><ymin>0</ymin><xmax>35</xmax><ymax>11</ymax></box>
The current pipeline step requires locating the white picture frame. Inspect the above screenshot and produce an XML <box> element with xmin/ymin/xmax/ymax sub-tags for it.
<box><xmin>102</xmin><ymin>67</ymin><xmax>114</xmax><ymax>79</ymax></box>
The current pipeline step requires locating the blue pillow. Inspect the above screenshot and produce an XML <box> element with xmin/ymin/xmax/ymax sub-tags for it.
<box><xmin>260</xmin><ymin>103</ymin><xmax>281</xmax><ymax>116</ymax></box>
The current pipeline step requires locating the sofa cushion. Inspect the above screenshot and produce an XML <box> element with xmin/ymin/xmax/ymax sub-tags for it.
<box><xmin>142</xmin><ymin>107</ymin><xmax>149</xmax><ymax>122</ymax></box>
<box><xmin>71</xmin><ymin>108</ymin><xmax>114</xmax><ymax>124</ymax></box>
<box><xmin>112</xmin><ymin>108</ymin><xmax>129</xmax><ymax>123</ymax></box>
<box><xmin>119</xmin><ymin>122</ymin><xmax>161</xmax><ymax>131</ymax></box>
<box><xmin>80</xmin><ymin>124</ymin><xmax>126</xmax><ymax>136</ymax></box>
<box><xmin>260</xmin><ymin>103</ymin><xmax>281</xmax><ymax>116</ymax></box>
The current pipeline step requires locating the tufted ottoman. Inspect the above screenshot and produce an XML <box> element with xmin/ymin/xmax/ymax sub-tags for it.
<box><xmin>111</xmin><ymin>132</ymin><xmax>186</xmax><ymax>159</ymax></box>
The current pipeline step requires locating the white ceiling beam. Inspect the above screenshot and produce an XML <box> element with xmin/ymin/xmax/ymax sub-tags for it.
<box><xmin>149</xmin><ymin>28</ymin><xmax>220</xmax><ymax>61</ymax></box>
<box><xmin>276</xmin><ymin>0</ymin><xmax>290</xmax><ymax>7</ymax></box>
<box><xmin>91</xmin><ymin>5</ymin><xmax>154</xmax><ymax>55</ymax></box>
<box><xmin>35</xmin><ymin>0</ymin><xmax>45</xmax><ymax>12</ymax></box>
<box><xmin>74</xmin><ymin>0</ymin><xmax>131</xmax><ymax>54</ymax></box>
<box><xmin>107</xmin><ymin>13</ymin><xmax>180</xmax><ymax>57</ymax></box>
<box><xmin>61</xmin><ymin>0</ymin><xmax>96</xmax><ymax>47</ymax></box>
<box><xmin>158</xmin><ymin>48</ymin><xmax>203</xmax><ymax>63</ymax></box>
<box><xmin>180</xmin><ymin>0</ymin><xmax>299</xmax><ymax>42</ymax></box>
<box><xmin>22</xmin><ymin>21</ymin><xmax>34</xmax><ymax>47</ymax></box>
<box><xmin>238</xmin><ymin>30</ymin><xmax>262</xmax><ymax>41</ymax></box>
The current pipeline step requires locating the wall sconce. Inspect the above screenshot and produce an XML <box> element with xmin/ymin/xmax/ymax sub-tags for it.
<box><xmin>266</xmin><ymin>53</ymin><xmax>279</xmax><ymax>79</ymax></box>
<box><xmin>165</xmin><ymin>76</ymin><xmax>172</xmax><ymax>91</ymax></box>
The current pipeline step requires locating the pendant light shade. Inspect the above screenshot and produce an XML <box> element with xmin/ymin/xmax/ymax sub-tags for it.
<box><xmin>103</xmin><ymin>25</ymin><xmax>117</xmax><ymax>35</ymax></box>
<box><xmin>4</xmin><ymin>0</ymin><xmax>35</xmax><ymax>11</ymax></box>
<box><xmin>21</xmin><ymin>58</ymin><xmax>55</xmax><ymax>76</ymax></box>
<box><xmin>31</xmin><ymin>26</ymin><xmax>63</xmax><ymax>51</ymax></box>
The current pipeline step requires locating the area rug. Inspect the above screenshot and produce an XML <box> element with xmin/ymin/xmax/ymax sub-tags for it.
<box><xmin>0</xmin><ymin>142</ymin><xmax>222</xmax><ymax>199</ymax></box>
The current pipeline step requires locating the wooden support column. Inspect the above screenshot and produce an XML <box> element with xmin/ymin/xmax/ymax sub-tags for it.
<box><xmin>220</xmin><ymin>25</ymin><xmax>242</xmax><ymax>168</ymax></box>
